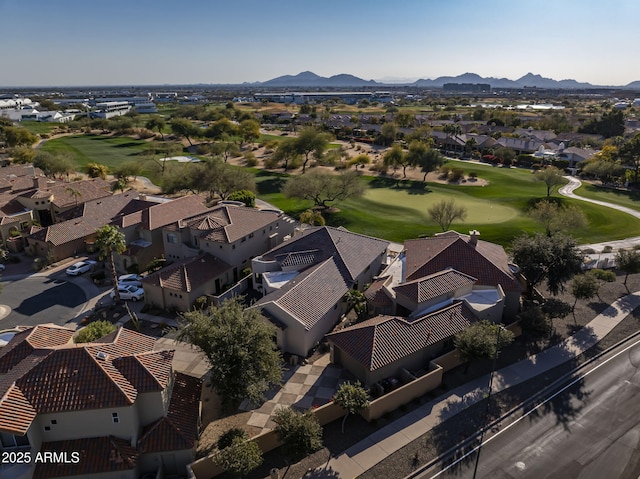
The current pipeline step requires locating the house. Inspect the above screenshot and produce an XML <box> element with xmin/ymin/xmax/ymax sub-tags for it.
<box><xmin>250</xmin><ymin>226</ymin><xmax>390</xmax><ymax>357</ymax></box>
<box><xmin>327</xmin><ymin>301</ymin><xmax>478</xmax><ymax>386</ymax></box>
<box><xmin>329</xmin><ymin>230</ymin><xmax>522</xmax><ymax>385</ymax></box>
<box><xmin>162</xmin><ymin>203</ymin><xmax>296</xmax><ymax>284</ymax></box>
<box><xmin>25</xmin><ymin>191</ymin><xmax>142</xmax><ymax>262</ymax></box>
<box><xmin>111</xmin><ymin>195</ymin><xmax>208</xmax><ymax>274</ymax></box>
<box><xmin>142</xmin><ymin>253</ymin><xmax>233</xmax><ymax>311</ymax></box>
<box><xmin>0</xmin><ymin>324</ymin><xmax>201</xmax><ymax>479</ymax></box>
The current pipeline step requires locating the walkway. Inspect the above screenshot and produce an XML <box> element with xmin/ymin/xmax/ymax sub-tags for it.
<box><xmin>315</xmin><ymin>291</ymin><xmax>640</xmax><ymax>478</ymax></box>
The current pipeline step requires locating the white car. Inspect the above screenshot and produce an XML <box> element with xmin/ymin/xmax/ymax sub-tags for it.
<box><xmin>118</xmin><ymin>274</ymin><xmax>143</xmax><ymax>287</ymax></box>
<box><xmin>110</xmin><ymin>284</ymin><xmax>144</xmax><ymax>301</ymax></box>
<box><xmin>0</xmin><ymin>264</ymin><xmax>5</xmax><ymax>272</ymax></box>
<box><xmin>65</xmin><ymin>260</ymin><xmax>97</xmax><ymax>276</ymax></box>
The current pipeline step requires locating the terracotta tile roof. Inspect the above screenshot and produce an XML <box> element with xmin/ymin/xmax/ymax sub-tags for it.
<box><xmin>138</xmin><ymin>372</ymin><xmax>202</xmax><ymax>453</ymax></box>
<box><xmin>328</xmin><ymin>301</ymin><xmax>478</xmax><ymax>372</ymax></box>
<box><xmin>394</xmin><ymin>269</ymin><xmax>477</xmax><ymax>305</ymax></box>
<box><xmin>27</xmin><ymin>191</ymin><xmax>139</xmax><ymax>246</ymax></box>
<box><xmin>364</xmin><ymin>276</ymin><xmax>393</xmax><ymax>306</ymax></box>
<box><xmin>48</xmin><ymin>178</ymin><xmax>111</xmax><ymax>209</ymax></box>
<box><xmin>404</xmin><ymin>232</ymin><xmax>521</xmax><ymax>292</ymax></box>
<box><xmin>144</xmin><ymin>195</ymin><xmax>207</xmax><ymax>231</ymax></box>
<box><xmin>253</xmin><ymin>257</ymin><xmax>350</xmax><ymax>331</ymax></box>
<box><xmin>113</xmin><ymin>350</ymin><xmax>175</xmax><ymax>393</ymax></box>
<box><xmin>262</xmin><ymin>226</ymin><xmax>389</xmax><ymax>281</ymax></box>
<box><xmin>142</xmin><ymin>253</ymin><xmax>232</xmax><ymax>292</ymax></box>
<box><xmin>169</xmin><ymin>204</ymin><xmax>282</xmax><ymax>243</ymax></box>
<box><xmin>33</xmin><ymin>436</ymin><xmax>138</xmax><ymax>479</ymax></box>
<box><xmin>0</xmin><ymin>326</ymin><xmax>167</xmax><ymax>435</ymax></box>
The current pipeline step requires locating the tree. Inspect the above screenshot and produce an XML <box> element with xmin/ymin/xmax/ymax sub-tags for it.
<box><xmin>383</xmin><ymin>143</ymin><xmax>410</xmax><ymax>178</ymax></box>
<box><xmin>227</xmin><ymin>189</ymin><xmax>256</xmax><ymax>207</ymax></box>
<box><xmin>2</xmin><ymin>125</ymin><xmax>37</xmax><ymax>147</ymax></box>
<box><xmin>570</xmin><ymin>273</ymin><xmax>599</xmax><ymax>310</ymax></box>
<box><xmin>283</xmin><ymin>170</ymin><xmax>364</xmax><ymax>209</ymax></box>
<box><xmin>145</xmin><ymin>115</ymin><xmax>166</xmax><ymax>140</ymax></box>
<box><xmin>86</xmin><ymin>162</ymin><xmax>109</xmax><ymax>179</ymax></box>
<box><xmin>74</xmin><ymin>320</ymin><xmax>116</xmax><ymax>343</ymax></box>
<box><xmin>494</xmin><ymin>146</ymin><xmax>516</xmax><ymax>166</ymax></box>
<box><xmin>203</xmin><ymin>159</ymin><xmax>256</xmax><ymax>200</ymax></box>
<box><xmin>10</xmin><ymin>145</ymin><xmax>36</xmax><ymax>164</ymax></box>
<box><xmin>343</xmin><ymin>288</ymin><xmax>366</xmax><ymax>321</ymax></box>
<box><xmin>178</xmin><ymin>297</ymin><xmax>283</xmax><ymax>410</ymax></box>
<box><xmin>299</xmin><ymin>209</ymin><xmax>325</xmax><ymax>226</ymax></box>
<box><xmin>379</xmin><ymin>122</ymin><xmax>397</xmax><ymax>146</ymax></box>
<box><xmin>273</xmin><ymin>407</ymin><xmax>323</xmax><ymax>462</ymax></box>
<box><xmin>294</xmin><ymin>127</ymin><xmax>330</xmax><ymax>173</ymax></box>
<box><xmin>33</xmin><ymin>151</ymin><xmax>75</xmax><ymax>178</ymax></box>
<box><xmin>65</xmin><ymin>187</ymin><xmax>82</xmax><ymax>206</ymax></box>
<box><xmin>511</xmin><ymin>232</ymin><xmax>583</xmax><ymax>297</ymax></box>
<box><xmin>349</xmin><ymin>153</ymin><xmax>371</xmax><ymax>171</ymax></box>
<box><xmin>534</xmin><ymin>167</ymin><xmax>565</xmax><ymax>198</ymax></box>
<box><xmin>95</xmin><ymin>225</ymin><xmax>126</xmax><ymax>301</ymax></box>
<box><xmin>270</xmin><ymin>138</ymin><xmax>300</xmax><ymax>171</ymax></box>
<box><xmin>454</xmin><ymin>321</ymin><xmax>514</xmax><ymax>373</ymax></box>
<box><xmin>529</xmin><ymin>200</ymin><xmax>587</xmax><ymax>236</ymax></box>
<box><xmin>579</xmin><ymin>109</ymin><xmax>625</xmax><ymax>138</ymax></box>
<box><xmin>619</xmin><ymin>133</ymin><xmax>640</xmax><ymax>183</ymax></box>
<box><xmin>333</xmin><ymin>381</ymin><xmax>369</xmax><ymax>433</ymax></box>
<box><xmin>406</xmin><ymin>141</ymin><xmax>443</xmax><ymax>181</ymax></box>
<box><xmin>615</xmin><ymin>249</ymin><xmax>640</xmax><ymax>288</ymax></box>
<box><xmin>238</xmin><ymin>119</ymin><xmax>260</xmax><ymax>147</ymax></box>
<box><xmin>170</xmin><ymin>117</ymin><xmax>199</xmax><ymax>146</ymax></box>
<box><xmin>213</xmin><ymin>429</ymin><xmax>262</xmax><ymax>478</ymax></box>
<box><xmin>112</xmin><ymin>161</ymin><xmax>142</xmax><ymax>183</ymax></box>
<box><xmin>427</xmin><ymin>199</ymin><xmax>467</xmax><ymax>232</ymax></box>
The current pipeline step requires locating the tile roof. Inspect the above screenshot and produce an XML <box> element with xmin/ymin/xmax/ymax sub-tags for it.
<box><xmin>364</xmin><ymin>276</ymin><xmax>393</xmax><ymax>306</ymax></box>
<box><xmin>262</xmin><ymin>226</ymin><xmax>389</xmax><ymax>281</ymax></box>
<box><xmin>48</xmin><ymin>178</ymin><xmax>112</xmax><ymax>209</ymax></box>
<box><xmin>143</xmin><ymin>253</ymin><xmax>232</xmax><ymax>292</ymax></box>
<box><xmin>171</xmin><ymin>204</ymin><xmax>282</xmax><ymax>243</ymax></box>
<box><xmin>33</xmin><ymin>436</ymin><xmax>138</xmax><ymax>479</ymax></box>
<box><xmin>327</xmin><ymin>301</ymin><xmax>477</xmax><ymax>372</ymax></box>
<box><xmin>0</xmin><ymin>326</ymin><xmax>172</xmax><ymax>435</ymax></box>
<box><xmin>28</xmin><ymin>191</ymin><xmax>139</xmax><ymax>246</ymax></box>
<box><xmin>404</xmin><ymin>232</ymin><xmax>521</xmax><ymax>292</ymax></box>
<box><xmin>394</xmin><ymin>269</ymin><xmax>477</xmax><ymax>305</ymax></box>
<box><xmin>253</xmin><ymin>257</ymin><xmax>350</xmax><ymax>331</ymax></box>
<box><xmin>138</xmin><ymin>372</ymin><xmax>202</xmax><ymax>453</ymax></box>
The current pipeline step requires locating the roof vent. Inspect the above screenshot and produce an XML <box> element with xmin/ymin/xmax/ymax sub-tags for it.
<box><xmin>96</xmin><ymin>351</ymin><xmax>108</xmax><ymax>361</ymax></box>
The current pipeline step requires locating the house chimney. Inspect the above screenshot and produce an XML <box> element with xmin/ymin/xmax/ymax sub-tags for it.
<box><xmin>469</xmin><ymin>230</ymin><xmax>480</xmax><ymax>247</ymax></box>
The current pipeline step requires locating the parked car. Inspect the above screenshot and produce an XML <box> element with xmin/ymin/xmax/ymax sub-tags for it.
<box><xmin>0</xmin><ymin>264</ymin><xmax>5</xmax><ymax>272</ymax></box>
<box><xmin>118</xmin><ymin>274</ymin><xmax>142</xmax><ymax>287</ymax></box>
<box><xmin>110</xmin><ymin>284</ymin><xmax>144</xmax><ymax>301</ymax></box>
<box><xmin>65</xmin><ymin>260</ymin><xmax>97</xmax><ymax>276</ymax></box>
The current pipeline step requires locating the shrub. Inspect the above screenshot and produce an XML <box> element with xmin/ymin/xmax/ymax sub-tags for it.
<box><xmin>75</xmin><ymin>320</ymin><xmax>116</xmax><ymax>343</ymax></box>
<box><xmin>468</xmin><ymin>171</ymin><xmax>478</xmax><ymax>179</ymax></box>
<box><xmin>273</xmin><ymin>407</ymin><xmax>323</xmax><ymax>461</ymax></box>
<box><xmin>448</xmin><ymin>167</ymin><xmax>465</xmax><ymax>182</ymax></box>
<box><xmin>227</xmin><ymin>189</ymin><xmax>256</xmax><ymax>208</ymax></box>
<box><xmin>519</xmin><ymin>305</ymin><xmax>551</xmax><ymax>335</ymax></box>
<box><xmin>213</xmin><ymin>428</ymin><xmax>262</xmax><ymax>478</ymax></box>
<box><xmin>217</xmin><ymin>427</ymin><xmax>248</xmax><ymax>450</ymax></box>
<box><xmin>193</xmin><ymin>296</ymin><xmax>208</xmax><ymax>310</ymax></box>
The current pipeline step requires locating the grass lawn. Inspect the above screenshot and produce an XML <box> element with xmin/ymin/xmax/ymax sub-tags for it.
<box><xmin>257</xmin><ymin>165</ymin><xmax>640</xmax><ymax>246</ymax></box>
<box><xmin>19</xmin><ymin>121</ymin><xmax>62</xmax><ymax>136</ymax></box>
<box><xmin>574</xmin><ymin>182</ymin><xmax>640</xmax><ymax>212</ymax></box>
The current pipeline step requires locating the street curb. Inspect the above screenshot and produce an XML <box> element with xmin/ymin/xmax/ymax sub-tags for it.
<box><xmin>402</xmin><ymin>327</ymin><xmax>640</xmax><ymax>479</ymax></box>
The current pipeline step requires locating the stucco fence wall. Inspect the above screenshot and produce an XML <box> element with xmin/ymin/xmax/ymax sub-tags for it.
<box><xmin>188</xmin><ymin>321</ymin><xmax>522</xmax><ymax>479</ymax></box>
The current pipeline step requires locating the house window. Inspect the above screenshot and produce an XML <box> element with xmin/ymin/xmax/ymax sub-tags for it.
<box><xmin>232</xmin><ymin>244</ymin><xmax>236</xmax><ymax>249</ymax></box>
<box><xmin>249</xmin><ymin>233</ymin><xmax>254</xmax><ymax>239</ymax></box>
<box><xmin>44</xmin><ymin>426</ymin><xmax>51</xmax><ymax>431</ymax></box>
<box><xmin>112</xmin><ymin>412</ymin><xmax>119</xmax><ymax>424</ymax></box>
<box><xmin>167</xmin><ymin>233</ymin><xmax>177</xmax><ymax>244</ymax></box>
<box><xmin>0</xmin><ymin>432</ymin><xmax>29</xmax><ymax>448</ymax></box>
<box><xmin>51</xmin><ymin>420</ymin><xmax>57</xmax><ymax>425</ymax></box>
<box><xmin>241</xmin><ymin>236</ymin><xmax>246</xmax><ymax>243</ymax></box>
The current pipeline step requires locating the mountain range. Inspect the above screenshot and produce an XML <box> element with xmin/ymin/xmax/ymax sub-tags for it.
<box><xmin>256</xmin><ymin>71</ymin><xmax>639</xmax><ymax>89</ymax></box>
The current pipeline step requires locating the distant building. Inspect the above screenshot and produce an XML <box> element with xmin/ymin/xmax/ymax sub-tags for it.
<box><xmin>254</xmin><ymin>91</ymin><xmax>393</xmax><ymax>105</ymax></box>
<box><xmin>443</xmin><ymin>83</ymin><xmax>491</xmax><ymax>93</ymax></box>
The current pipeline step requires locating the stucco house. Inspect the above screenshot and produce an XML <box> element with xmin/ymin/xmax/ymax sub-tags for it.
<box><xmin>250</xmin><ymin>226</ymin><xmax>390</xmax><ymax>357</ymax></box>
<box><xmin>328</xmin><ymin>230</ymin><xmax>522</xmax><ymax>385</ymax></box>
<box><xmin>0</xmin><ymin>324</ymin><xmax>201</xmax><ymax>479</ymax></box>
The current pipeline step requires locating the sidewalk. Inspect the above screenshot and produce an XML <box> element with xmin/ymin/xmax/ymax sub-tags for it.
<box><xmin>315</xmin><ymin>291</ymin><xmax>640</xmax><ymax>478</ymax></box>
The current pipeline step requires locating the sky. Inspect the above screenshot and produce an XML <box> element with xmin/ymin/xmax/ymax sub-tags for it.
<box><xmin>2</xmin><ymin>0</ymin><xmax>640</xmax><ymax>87</ymax></box>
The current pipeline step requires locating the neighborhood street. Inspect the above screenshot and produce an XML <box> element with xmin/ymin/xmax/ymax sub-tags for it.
<box><xmin>420</xmin><ymin>336</ymin><xmax>640</xmax><ymax>479</ymax></box>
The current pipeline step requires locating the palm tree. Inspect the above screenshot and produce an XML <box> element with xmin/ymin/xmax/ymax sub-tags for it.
<box><xmin>95</xmin><ymin>225</ymin><xmax>126</xmax><ymax>301</ymax></box>
<box><xmin>65</xmin><ymin>187</ymin><xmax>82</xmax><ymax>206</ymax></box>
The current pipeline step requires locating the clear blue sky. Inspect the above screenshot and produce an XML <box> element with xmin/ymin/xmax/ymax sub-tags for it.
<box><xmin>1</xmin><ymin>0</ymin><xmax>639</xmax><ymax>87</ymax></box>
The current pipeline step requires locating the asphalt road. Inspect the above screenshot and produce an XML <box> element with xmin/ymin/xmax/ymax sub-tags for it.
<box><xmin>421</xmin><ymin>337</ymin><xmax>640</xmax><ymax>479</ymax></box>
<box><xmin>0</xmin><ymin>274</ymin><xmax>87</xmax><ymax>330</ymax></box>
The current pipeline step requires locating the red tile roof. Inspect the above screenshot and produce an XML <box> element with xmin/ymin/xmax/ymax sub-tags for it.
<box><xmin>364</xmin><ymin>276</ymin><xmax>393</xmax><ymax>306</ymax></box>
<box><xmin>33</xmin><ymin>436</ymin><xmax>138</xmax><ymax>479</ymax></box>
<box><xmin>142</xmin><ymin>253</ymin><xmax>232</xmax><ymax>292</ymax></box>
<box><xmin>138</xmin><ymin>372</ymin><xmax>202</xmax><ymax>453</ymax></box>
<box><xmin>328</xmin><ymin>301</ymin><xmax>478</xmax><ymax>372</ymax></box>
<box><xmin>404</xmin><ymin>232</ymin><xmax>521</xmax><ymax>292</ymax></box>
<box><xmin>0</xmin><ymin>326</ymin><xmax>173</xmax><ymax>435</ymax></box>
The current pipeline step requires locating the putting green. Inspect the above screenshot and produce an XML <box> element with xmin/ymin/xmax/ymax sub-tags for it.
<box><xmin>363</xmin><ymin>187</ymin><xmax>518</xmax><ymax>225</ymax></box>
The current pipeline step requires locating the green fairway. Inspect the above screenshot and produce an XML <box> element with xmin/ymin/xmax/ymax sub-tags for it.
<box><xmin>574</xmin><ymin>182</ymin><xmax>640</xmax><ymax>213</ymax></box>
<box><xmin>20</xmin><ymin>121</ymin><xmax>61</xmax><ymax>136</ymax></box>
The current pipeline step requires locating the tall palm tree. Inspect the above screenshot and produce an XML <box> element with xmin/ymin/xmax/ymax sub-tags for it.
<box><xmin>65</xmin><ymin>187</ymin><xmax>82</xmax><ymax>206</ymax></box>
<box><xmin>95</xmin><ymin>225</ymin><xmax>126</xmax><ymax>301</ymax></box>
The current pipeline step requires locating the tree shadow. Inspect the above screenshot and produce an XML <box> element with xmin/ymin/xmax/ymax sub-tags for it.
<box><xmin>299</xmin><ymin>464</ymin><xmax>341</xmax><ymax>478</ymax></box>
<box><xmin>257</xmin><ymin>176</ymin><xmax>288</xmax><ymax>195</ymax></box>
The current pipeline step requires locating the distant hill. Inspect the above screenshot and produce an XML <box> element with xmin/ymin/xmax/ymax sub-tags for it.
<box><xmin>412</xmin><ymin>72</ymin><xmax>594</xmax><ymax>89</ymax></box>
<box><xmin>256</xmin><ymin>71</ymin><xmax>639</xmax><ymax>90</ymax></box>
<box><xmin>260</xmin><ymin>71</ymin><xmax>378</xmax><ymax>88</ymax></box>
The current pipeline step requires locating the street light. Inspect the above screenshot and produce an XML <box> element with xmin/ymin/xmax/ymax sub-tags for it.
<box><xmin>472</xmin><ymin>324</ymin><xmax>505</xmax><ymax>479</ymax></box>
